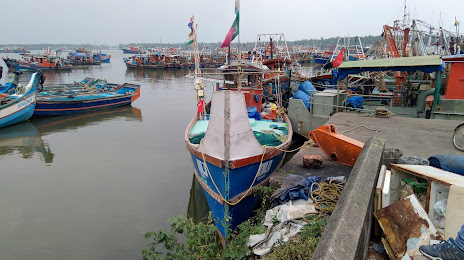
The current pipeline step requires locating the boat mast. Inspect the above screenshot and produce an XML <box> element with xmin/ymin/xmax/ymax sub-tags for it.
<box><xmin>237</xmin><ymin>0</ymin><xmax>242</xmax><ymax>92</ymax></box>
<box><xmin>190</xmin><ymin>17</ymin><xmax>206</xmax><ymax>119</ymax></box>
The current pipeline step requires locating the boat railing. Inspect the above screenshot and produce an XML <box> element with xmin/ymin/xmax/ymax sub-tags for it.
<box><xmin>305</xmin><ymin>83</ymin><xmax>420</xmax><ymax>116</ymax></box>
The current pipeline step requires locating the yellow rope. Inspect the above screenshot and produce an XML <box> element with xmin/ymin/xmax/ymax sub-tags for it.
<box><xmin>305</xmin><ymin>180</ymin><xmax>345</xmax><ymax>217</ymax></box>
<box><xmin>275</xmin><ymin>139</ymin><xmax>316</xmax><ymax>153</ymax></box>
<box><xmin>199</xmin><ymin>139</ymin><xmax>267</xmax><ymax>206</ymax></box>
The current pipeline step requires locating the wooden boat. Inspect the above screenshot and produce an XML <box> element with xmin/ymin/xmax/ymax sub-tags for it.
<box><xmin>184</xmin><ymin>17</ymin><xmax>292</xmax><ymax>238</ymax></box>
<box><xmin>3</xmin><ymin>54</ymin><xmax>72</xmax><ymax>71</ymax></box>
<box><xmin>122</xmin><ymin>46</ymin><xmax>143</xmax><ymax>54</ymax></box>
<box><xmin>93</xmin><ymin>53</ymin><xmax>111</xmax><ymax>63</ymax></box>
<box><xmin>0</xmin><ymin>71</ymin><xmax>43</xmax><ymax>128</ymax></box>
<box><xmin>33</xmin><ymin>82</ymin><xmax>141</xmax><ymax>116</ymax></box>
<box><xmin>64</xmin><ymin>52</ymin><xmax>101</xmax><ymax>65</ymax></box>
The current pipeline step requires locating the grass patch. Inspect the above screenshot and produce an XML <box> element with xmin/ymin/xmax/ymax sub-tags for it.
<box><xmin>142</xmin><ymin>185</ymin><xmax>328</xmax><ymax>259</ymax></box>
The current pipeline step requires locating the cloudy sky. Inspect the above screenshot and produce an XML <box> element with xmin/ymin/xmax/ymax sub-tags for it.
<box><xmin>1</xmin><ymin>0</ymin><xmax>463</xmax><ymax>45</ymax></box>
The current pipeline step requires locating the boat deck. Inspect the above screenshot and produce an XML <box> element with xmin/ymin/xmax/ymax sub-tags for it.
<box><xmin>189</xmin><ymin>118</ymin><xmax>289</xmax><ymax>147</ymax></box>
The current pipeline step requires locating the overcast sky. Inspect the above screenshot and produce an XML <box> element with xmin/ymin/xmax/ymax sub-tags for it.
<box><xmin>1</xmin><ymin>0</ymin><xmax>463</xmax><ymax>45</ymax></box>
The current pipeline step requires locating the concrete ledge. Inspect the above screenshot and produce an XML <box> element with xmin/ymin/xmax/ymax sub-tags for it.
<box><xmin>312</xmin><ymin>136</ymin><xmax>385</xmax><ymax>260</ymax></box>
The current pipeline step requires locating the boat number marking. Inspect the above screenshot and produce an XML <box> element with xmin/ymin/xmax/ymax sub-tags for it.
<box><xmin>257</xmin><ymin>161</ymin><xmax>272</xmax><ymax>181</ymax></box>
<box><xmin>196</xmin><ymin>159</ymin><xmax>208</xmax><ymax>181</ymax></box>
<box><xmin>17</xmin><ymin>96</ymin><xmax>33</xmax><ymax>109</ymax></box>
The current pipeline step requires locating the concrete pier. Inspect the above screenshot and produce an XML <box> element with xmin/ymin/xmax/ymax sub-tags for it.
<box><xmin>272</xmin><ymin>112</ymin><xmax>463</xmax><ymax>260</ymax></box>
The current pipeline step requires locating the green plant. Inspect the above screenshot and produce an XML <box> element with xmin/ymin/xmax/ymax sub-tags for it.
<box><xmin>271</xmin><ymin>214</ymin><xmax>280</xmax><ymax>226</ymax></box>
<box><xmin>142</xmin><ymin>213</ymin><xmax>222</xmax><ymax>260</ymax></box>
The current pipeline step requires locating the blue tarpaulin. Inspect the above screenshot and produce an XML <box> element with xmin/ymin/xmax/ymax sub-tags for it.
<box><xmin>69</xmin><ymin>52</ymin><xmax>90</xmax><ymax>58</ymax></box>
<box><xmin>428</xmin><ymin>155</ymin><xmax>464</xmax><ymax>176</ymax></box>
<box><xmin>270</xmin><ymin>174</ymin><xmax>321</xmax><ymax>207</ymax></box>
<box><xmin>346</xmin><ymin>96</ymin><xmax>364</xmax><ymax>109</ymax></box>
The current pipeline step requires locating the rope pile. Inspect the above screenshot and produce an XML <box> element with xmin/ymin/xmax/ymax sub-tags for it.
<box><xmin>303</xmin><ymin>180</ymin><xmax>345</xmax><ymax>221</ymax></box>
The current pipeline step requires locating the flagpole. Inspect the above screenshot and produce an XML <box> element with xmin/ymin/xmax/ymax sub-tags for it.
<box><xmin>237</xmin><ymin>0</ymin><xmax>241</xmax><ymax>92</ymax></box>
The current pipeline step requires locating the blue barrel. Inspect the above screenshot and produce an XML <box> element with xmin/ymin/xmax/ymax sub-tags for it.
<box><xmin>298</xmin><ymin>81</ymin><xmax>316</xmax><ymax>96</ymax></box>
<box><xmin>293</xmin><ymin>90</ymin><xmax>311</xmax><ymax>110</ymax></box>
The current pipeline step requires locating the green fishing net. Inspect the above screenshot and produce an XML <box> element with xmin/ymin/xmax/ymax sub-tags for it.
<box><xmin>188</xmin><ymin>130</ymin><xmax>288</xmax><ymax>147</ymax></box>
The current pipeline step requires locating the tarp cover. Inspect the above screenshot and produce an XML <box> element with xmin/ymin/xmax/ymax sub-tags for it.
<box><xmin>69</xmin><ymin>52</ymin><xmax>90</xmax><ymax>58</ymax></box>
<box><xmin>428</xmin><ymin>155</ymin><xmax>464</xmax><ymax>176</ymax></box>
<box><xmin>202</xmin><ymin>91</ymin><xmax>264</xmax><ymax>161</ymax></box>
<box><xmin>335</xmin><ymin>55</ymin><xmax>444</xmax><ymax>80</ymax></box>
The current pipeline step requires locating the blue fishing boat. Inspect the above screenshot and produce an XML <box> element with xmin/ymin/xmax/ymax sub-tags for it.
<box><xmin>93</xmin><ymin>53</ymin><xmax>111</xmax><ymax>63</ymax></box>
<box><xmin>33</xmin><ymin>83</ymin><xmax>141</xmax><ymax>116</ymax></box>
<box><xmin>64</xmin><ymin>52</ymin><xmax>101</xmax><ymax>65</ymax></box>
<box><xmin>184</xmin><ymin>16</ymin><xmax>292</xmax><ymax>238</ymax></box>
<box><xmin>0</xmin><ymin>71</ymin><xmax>44</xmax><ymax>128</ymax></box>
<box><xmin>3</xmin><ymin>54</ymin><xmax>72</xmax><ymax>71</ymax></box>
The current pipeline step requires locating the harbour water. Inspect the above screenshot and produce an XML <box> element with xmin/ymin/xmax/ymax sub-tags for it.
<box><xmin>0</xmin><ymin>50</ymin><xmax>203</xmax><ymax>259</ymax></box>
<box><xmin>0</xmin><ymin>50</ymin><xmax>315</xmax><ymax>259</ymax></box>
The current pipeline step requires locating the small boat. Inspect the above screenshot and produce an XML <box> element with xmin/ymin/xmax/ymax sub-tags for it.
<box><xmin>0</xmin><ymin>71</ymin><xmax>44</xmax><ymax>128</ymax></box>
<box><xmin>93</xmin><ymin>53</ymin><xmax>111</xmax><ymax>63</ymax></box>
<box><xmin>64</xmin><ymin>52</ymin><xmax>101</xmax><ymax>65</ymax></box>
<box><xmin>3</xmin><ymin>54</ymin><xmax>72</xmax><ymax>71</ymax></box>
<box><xmin>33</xmin><ymin>82</ymin><xmax>141</xmax><ymax>116</ymax></box>
<box><xmin>184</xmin><ymin>17</ymin><xmax>292</xmax><ymax>238</ymax></box>
<box><xmin>122</xmin><ymin>46</ymin><xmax>143</xmax><ymax>54</ymax></box>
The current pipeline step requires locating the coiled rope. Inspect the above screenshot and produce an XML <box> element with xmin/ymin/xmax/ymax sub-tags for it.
<box><xmin>303</xmin><ymin>180</ymin><xmax>345</xmax><ymax>221</ymax></box>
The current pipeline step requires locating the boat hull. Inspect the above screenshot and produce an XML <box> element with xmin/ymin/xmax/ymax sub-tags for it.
<box><xmin>33</xmin><ymin>93</ymin><xmax>138</xmax><ymax>116</ymax></box>
<box><xmin>189</xmin><ymin>151</ymin><xmax>286</xmax><ymax>237</ymax></box>
<box><xmin>5</xmin><ymin>60</ymin><xmax>72</xmax><ymax>71</ymax></box>
<box><xmin>0</xmin><ymin>91</ymin><xmax>37</xmax><ymax>128</ymax></box>
<box><xmin>122</xmin><ymin>49</ymin><xmax>140</xmax><ymax>54</ymax></box>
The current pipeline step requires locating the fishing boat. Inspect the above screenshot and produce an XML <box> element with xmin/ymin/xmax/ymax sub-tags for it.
<box><xmin>93</xmin><ymin>53</ymin><xmax>111</xmax><ymax>63</ymax></box>
<box><xmin>33</xmin><ymin>82</ymin><xmax>141</xmax><ymax>116</ymax></box>
<box><xmin>122</xmin><ymin>46</ymin><xmax>143</xmax><ymax>54</ymax></box>
<box><xmin>64</xmin><ymin>52</ymin><xmax>101</xmax><ymax>65</ymax></box>
<box><xmin>0</xmin><ymin>71</ymin><xmax>44</xmax><ymax>128</ymax></box>
<box><xmin>184</xmin><ymin>14</ymin><xmax>292</xmax><ymax>238</ymax></box>
<box><xmin>3</xmin><ymin>54</ymin><xmax>72</xmax><ymax>71</ymax></box>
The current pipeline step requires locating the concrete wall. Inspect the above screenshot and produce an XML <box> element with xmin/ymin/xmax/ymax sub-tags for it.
<box><xmin>312</xmin><ymin>136</ymin><xmax>385</xmax><ymax>260</ymax></box>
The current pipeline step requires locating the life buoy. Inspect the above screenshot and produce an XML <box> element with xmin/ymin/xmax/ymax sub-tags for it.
<box><xmin>265</xmin><ymin>43</ymin><xmax>276</xmax><ymax>55</ymax></box>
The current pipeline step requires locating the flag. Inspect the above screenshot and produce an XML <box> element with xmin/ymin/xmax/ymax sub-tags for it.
<box><xmin>220</xmin><ymin>0</ymin><xmax>240</xmax><ymax>48</ymax></box>
<box><xmin>187</xmin><ymin>16</ymin><xmax>195</xmax><ymax>46</ymax></box>
<box><xmin>333</xmin><ymin>48</ymin><xmax>344</xmax><ymax>68</ymax></box>
<box><xmin>455</xmin><ymin>17</ymin><xmax>460</xmax><ymax>26</ymax></box>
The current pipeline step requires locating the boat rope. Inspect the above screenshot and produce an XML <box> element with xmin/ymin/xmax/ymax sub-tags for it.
<box><xmin>199</xmin><ymin>138</ymin><xmax>267</xmax><ymax>206</ymax></box>
<box><xmin>275</xmin><ymin>139</ymin><xmax>316</xmax><ymax>153</ymax></box>
<box><xmin>340</xmin><ymin>125</ymin><xmax>380</xmax><ymax>134</ymax></box>
<box><xmin>303</xmin><ymin>180</ymin><xmax>345</xmax><ymax>221</ymax></box>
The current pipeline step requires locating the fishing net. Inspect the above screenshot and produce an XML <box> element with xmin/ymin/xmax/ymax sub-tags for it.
<box><xmin>188</xmin><ymin>130</ymin><xmax>288</xmax><ymax>147</ymax></box>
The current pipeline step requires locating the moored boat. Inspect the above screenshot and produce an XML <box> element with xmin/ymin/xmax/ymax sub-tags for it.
<box><xmin>64</xmin><ymin>52</ymin><xmax>101</xmax><ymax>65</ymax></box>
<box><xmin>3</xmin><ymin>54</ymin><xmax>72</xmax><ymax>71</ymax></box>
<box><xmin>184</xmin><ymin>16</ymin><xmax>292</xmax><ymax>238</ymax></box>
<box><xmin>33</xmin><ymin>82</ymin><xmax>141</xmax><ymax>116</ymax></box>
<box><xmin>93</xmin><ymin>53</ymin><xmax>111</xmax><ymax>63</ymax></box>
<box><xmin>122</xmin><ymin>46</ymin><xmax>143</xmax><ymax>54</ymax></box>
<box><xmin>0</xmin><ymin>71</ymin><xmax>44</xmax><ymax>128</ymax></box>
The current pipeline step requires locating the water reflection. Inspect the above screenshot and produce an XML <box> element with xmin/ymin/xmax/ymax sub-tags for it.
<box><xmin>187</xmin><ymin>173</ymin><xmax>209</xmax><ymax>223</ymax></box>
<box><xmin>125</xmin><ymin>68</ymin><xmax>192</xmax><ymax>82</ymax></box>
<box><xmin>0</xmin><ymin>122</ymin><xmax>54</xmax><ymax>163</ymax></box>
<box><xmin>0</xmin><ymin>106</ymin><xmax>142</xmax><ymax>165</ymax></box>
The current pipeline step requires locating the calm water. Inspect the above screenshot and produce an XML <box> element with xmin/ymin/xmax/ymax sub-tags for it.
<box><xmin>0</xmin><ymin>50</ymin><xmax>212</xmax><ymax>259</ymax></box>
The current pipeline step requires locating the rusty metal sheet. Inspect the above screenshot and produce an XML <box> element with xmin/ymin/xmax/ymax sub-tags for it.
<box><xmin>374</xmin><ymin>194</ymin><xmax>442</xmax><ymax>259</ymax></box>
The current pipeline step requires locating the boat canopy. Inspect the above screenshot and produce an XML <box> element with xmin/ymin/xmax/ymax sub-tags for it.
<box><xmin>442</xmin><ymin>54</ymin><xmax>464</xmax><ymax>62</ymax></box>
<box><xmin>335</xmin><ymin>55</ymin><xmax>444</xmax><ymax>80</ymax></box>
<box><xmin>69</xmin><ymin>52</ymin><xmax>90</xmax><ymax>58</ymax></box>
